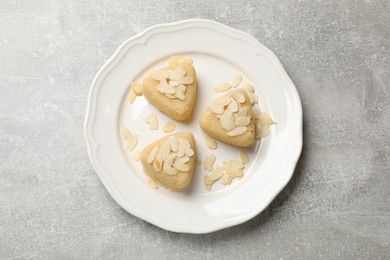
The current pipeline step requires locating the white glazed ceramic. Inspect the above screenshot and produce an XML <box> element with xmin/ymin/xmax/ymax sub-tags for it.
<box><xmin>85</xmin><ymin>19</ymin><xmax>302</xmax><ymax>233</ymax></box>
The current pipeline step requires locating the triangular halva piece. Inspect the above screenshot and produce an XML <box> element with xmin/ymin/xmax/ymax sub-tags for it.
<box><xmin>140</xmin><ymin>131</ymin><xmax>196</xmax><ymax>191</ymax></box>
<box><xmin>200</xmin><ymin>89</ymin><xmax>255</xmax><ymax>147</ymax></box>
<box><xmin>142</xmin><ymin>56</ymin><xmax>197</xmax><ymax>121</ymax></box>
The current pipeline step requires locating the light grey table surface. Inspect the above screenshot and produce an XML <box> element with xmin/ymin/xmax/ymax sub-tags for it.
<box><xmin>1</xmin><ymin>0</ymin><xmax>389</xmax><ymax>259</ymax></box>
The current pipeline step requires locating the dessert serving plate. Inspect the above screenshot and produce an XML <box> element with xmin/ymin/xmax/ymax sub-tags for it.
<box><xmin>85</xmin><ymin>19</ymin><xmax>302</xmax><ymax>233</ymax></box>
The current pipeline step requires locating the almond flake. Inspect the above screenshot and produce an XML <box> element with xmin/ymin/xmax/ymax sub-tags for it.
<box><xmin>166</xmin><ymin>93</ymin><xmax>176</xmax><ymax>99</ymax></box>
<box><xmin>132</xmin><ymin>151</ymin><xmax>141</xmax><ymax>161</ymax></box>
<box><xmin>209</xmin><ymin>166</ymin><xmax>224</xmax><ymax>181</ymax></box>
<box><xmin>210</xmin><ymin>104</ymin><xmax>224</xmax><ymax>114</ymax></box>
<box><xmin>203</xmin><ymin>154</ymin><xmax>216</xmax><ymax>171</ymax></box>
<box><xmin>163</xmin><ymin>122</ymin><xmax>176</xmax><ymax>133</ymax></box>
<box><xmin>205</xmin><ymin>136</ymin><xmax>218</xmax><ymax>150</ymax></box>
<box><xmin>231</xmin><ymin>74</ymin><xmax>242</xmax><ymax>88</ymax></box>
<box><xmin>231</xmin><ymin>92</ymin><xmax>245</xmax><ymax>103</ymax></box>
<box><xmin>120</xmin><ymin>125</ymin><xmax>133</xmax><ymax>139</ymax></box>
<box><xmin>255</xmin><ymin>123</ymin><xmax>262</xmax><ymax>139</ymax></box>
<box><xmin>168</xmin><ymin>136</ymin><xmax>178</xmax><ymax>152</ymax></box>
<box><xmin>150</xmin><ymin>120</ymin><xmax>159</xmax><ymax>130</ymax></box>
<box><xmin>220</xmin><ymin>114</ymin><xmax>235</xmax><ymax>130</ymax></box>
<box><xmin>204</xmin><ymin>175</ymin><xmax>214</xmax><ymax>185</ymax></box>
<box><xmin>222</xmin><ymin>160</ymin><xmax>244</xmax><ymax>170</ymax></box>
<box><xmin>163</xmin><ymin>154</ymin><xmax>174</xmax><ymax>170</ymax></box>
<box><xmin>153</xmin><ymin>154</ymin><xmax>162</xmax><ymax>172</ymax></box>
<box><xmin>131</xmin><ymin>82</ymin><xmax>143</xmax><ymax>96</ymax></box>
<box><xmin>175</xmin><ymin>67</ymin><xmax>186</xmax><ymax>76</ymax></box>
<box><xmin>176</xmin><ymin>145</ymin><xmax>186</xmax><ymax>157</ymax></box>
<box><xmin>168</xmin><ymin>69</ymin><xmax>182</xmax><ymax>80</ymax></box>
<box><xmin>213</xmin><ymin>83</ymin><xmax>231</xmax><ymax>92</ymax></box>
<box><xmin>165</xmin><ymin>166</ymin><xmax>178</xmax><ymax>175</ymax></box>
<box><xmin>128</xmin><ymin>89</ymin><xmax>137</xmax><ymax>104</ymax></box>
<box><xmin>227</xmin><ymin>98</ymin><xmax>238</xmax><ymax>112</ymax></box>
<box><xmin>227</xmin><ymin>126</ymin><xmax>247</xmax><ymax>136</ymax></box>
<box><xmin>239</xmin><ymin>150</ymin><xmax>249</xmax><ymax>164</ymax></box>
<box><xmin>176</xmin><ymin>84</ymin><xmax>186</xmax><ymax>93</ymax></box>
<box><xmin>126</xmin><ymin>137</ymin><xmax>138</xmax><ymax>151</ymax></box>
<box><xmin>247</xmin><ymin>92</ymin><xmax>255</xmax><ymax>104</ymax></box>
<box><xmin>152</xmin><ymin>70</ymin><xmax>168</xmax><ymax>81</ymax></box>
<box><xmin>185</xmin><ymin>147</ymin><xmax>194</xmax><ymax>157</ymax></box>
<box><xmin>146</xmin><ymin>177</ymin><xmax>159</xmax><ymax>189</ymax></box>
<box><xmin>253</xmin><ymin>107</ymin><xmax>261</xmax><ymax>119</ymax></box>
<box><xmin>173</xmin><ymin>161</ymin><xmax>190</xmax><ymax>172</ymax></box>
<box><xmin>148</xmin><ymin>146</ymin><xmax>158</xmax><ymax>163</ymax></box>
<box><xmin>260</xmin><ymin>126</ymin><xmax>271</xmax><ymax>137</ymax></box>
<box><xmin>205</xmin><ymin>183</ymin><xmax>212</xmax><ymax>191</ymax></box>
<box><xmin>178</xmin><ymin>76</ymin><xmax>193</xmax><ymax>84</ymax></box>
<box><xmin>175</xmin><ymin>156</ymin><xmax>190</xmax><ymax>164</ymax></box>
<box><xmin>175</xmin><ymin>91</ymin><xmax>186</xmax><ymax>100</ymax></box>
<box><xmin>242</xmin><ymin>80</ymin><xmax>255</xmax><ymax>93</ymax></box>
<box><xmin>234</xmin><ymin>168</ymin><xmax>244</xmax><ymax>178</ymax></box>
<box><xmin>177</xmin><ymin>137</ymin><xmax>191</xmax><ymax>149</ymax></box>
<box><xmin>145</xmin><ymin>113</ymin><xmax>157</xmax><ymax>124</ymax></box>
<box><xmin>214</xmin><ymin>96</ymin><xmax>231</xmax><ymax>106</ymax></box>
<box><xmin>258</xmin><ymin>112</ymin><xmax>274</xmax><ymax>127</ymax></box>
<box><xmin>235</xmin><ymin>116</ymin><xmax>251</xmax><ymax>126</ymax></box>
<box><xmin>236</xmin><ymin>107</ymin><xmax>249</xmax><ymax>118</ymax></box>
<box><xmin>220</xmin><ymin>174</ymin><xmax>232</xmax><ymax>185</ymax></box>
<box><xmin>158</xmin><ymin>143</ymin><xmax>171</xmax><ymax>161</ymax></box>
<box><xmin>157</xmin><ymin>82</ymin><xmax>176</xmax><ymax>94</ymax></box>
<box><xmin>169</xmin><ymin>80</ymin><xmax>180</xmax><ymax>87</ymax></box>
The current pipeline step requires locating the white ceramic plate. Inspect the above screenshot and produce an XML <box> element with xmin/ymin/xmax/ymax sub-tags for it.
<box><xmin>85</xmin><ymin>19</ymin><xmax>302</xmax><ymax>233</ymax></box>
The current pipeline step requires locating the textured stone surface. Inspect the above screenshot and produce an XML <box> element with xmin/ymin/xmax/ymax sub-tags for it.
<box><xmin>1</xmin><ymin>0</ymin><xmax>389</xmax><ymax>259</ymax></box>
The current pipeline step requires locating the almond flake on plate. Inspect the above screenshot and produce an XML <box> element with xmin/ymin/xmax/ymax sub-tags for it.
<box><xmin>131</xmin><ymin>82</ymin><xmax>143</xmax><ymax>96</ymax></box>
<box><xmin>132</xmin><ymin>151</ymin><xmax>141</xmax><ymax>161</ymax></box>
<box><xmin>231</xmin><ymin>74</ymin><xmax>242</xmax><ymax>88</ymax></box>
<box><xmin>128</xmin><ymin>89</ymin><xmax>137</xmax><ymax>104</ymax></box>
<box><xmin>120</xmin><ymin>125</ymin><xmax>133</xmax><ymax>139</ymax></box>
<box><xmin>203</xmin><ymin>154</ymin><xmax>216</xmax><ymax>171</ymax></box>
<box><xmin>209</xmin><ymin>165</ymin><xmax>224</xmax><ymax>181</ymax></box>
<box><xmin>220</xmin><ymin>174</ymin><xmax>232</xmax><ymax>185</ymax></box>
<box><xmin>163</xmin><ymin>122</ymin><xmax>176</xmax><ymax>133</ymax></box>
<box><xmin>213</xmin><ymin>83</ymin><xmax>231</xmax><ymax>92</ymax></box>
<box><xmin>125</xmin><ymin>137</ymin><xmax>138</xmax><ymax>151</ymax></box>
<box><xmin>146</xmin><ymin>177</ymin><xmax>159</xmax><ymax>189</ymax></box>
<box><xmin>239</xmin><ymin>150</ymin><xmax>249</xmax><ymax>164</ymax></box>
<box><xmin>205</xmin><ymin>136</ymin><xmax>218</xmax><ymax>150</ymax></box>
